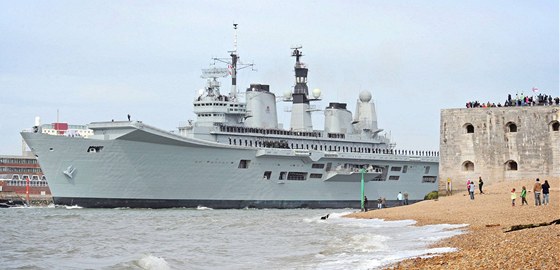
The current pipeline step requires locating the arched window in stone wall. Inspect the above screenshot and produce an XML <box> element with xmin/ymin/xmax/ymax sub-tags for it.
<box><xmin>462</xmin><ymin>161</ymin><xmax>474</xmax><ymax>171</ymax></box>
<box><xmin>463</xmin><ymin>123</ymin><xmax>474</xmax><ymax>134</ymax></box>
<box><xmin>505</xmin><ymin>160</ymin><xmax>518</xmax><ymax>171</ymax></box>
<box><xmin>506</xmin><ymin>122</ymin><xmax>517</xmax><ymax>133</ymax></box>
<box><xmin>550</xmin><ymin>120</ymin><xmax>560</xmax><ymax>132</ymax></box>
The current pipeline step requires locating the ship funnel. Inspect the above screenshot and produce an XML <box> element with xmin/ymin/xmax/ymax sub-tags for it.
<box><xmin>244</xmin><ymin>84</ymin><xmax>278</xmax><ymax>129</ymax></box>
<box><xmin>324</xmin><ymin>103</ymin><xmax>353</xmax><ymax>134</ymax></box>
<box><xmin>353</xmin><ymin>91</ymin><xmax>378</xmax><ymax>133</ymax></box>
<box><xmin>34</xmin><ymin>116</ymin><xmax>41</xmax><ymax>127</ymax></box>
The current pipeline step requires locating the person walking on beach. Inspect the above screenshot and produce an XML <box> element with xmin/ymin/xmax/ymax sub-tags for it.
<box><xmin>511</xmin><ymin>188</ymin><xmax>517</xmax><ymax>206</ymax></box>
<box><xmin>377</xmin><ymin>197</ymin><xmax>382</xmax><ymax>209</ymax></box>
<box><xmin>397</xmin><ymin>192</ymin><xmax>403</xmax><ymax>206</ymax></box>
<box><xmin>466</xmin><ymin>179</ymin><xmax>471</xmax><ymax>195</ymax></box>
<box><xmin>468</xmin><ymin>181</ymin><xmax>476</xmax><ymax>200</ymax></box>
<box><xmin>533</xmin><ymin>178</ymin><xmax>542</xmax><ymax>206</ymax></box>
<box><xmin>542</xmin><ymin>180</ymin><xmax>550</xmax><ymax>205</ymax></box>
<box><xmin>521</xmin><ymin>186</ymin><xmax>528</xmax><ymax>206</ymax></box>
<box><xmin>446</xmin><ymin>178</ymin><xmax>452</xmax><ymax>195</ymax></box>
<box><xmin>363</xmin><ymin>196</ymin><xmax>368</xmax><ymax>212</ymax></box>
<box><xmin>403</xmin><ymin>192</ymin><xmax>409</xmax><ymax>205</ymax></box>
<box><xmin>478</xmin><ymin>177</ymin><xmax>484</xmax><ymax>194</ymax></box>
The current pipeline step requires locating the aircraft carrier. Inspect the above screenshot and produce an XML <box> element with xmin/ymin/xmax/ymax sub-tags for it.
<box><xmin>21</xmin><ymin>25</ymin><xmax>439</xmax><ymax>208</ymax></box>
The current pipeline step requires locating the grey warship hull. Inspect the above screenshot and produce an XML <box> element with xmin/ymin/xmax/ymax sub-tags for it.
<box><xmin>21</xmin><ymin>122</ymin><xmax>438</xmax><ymax>209</ymax></box>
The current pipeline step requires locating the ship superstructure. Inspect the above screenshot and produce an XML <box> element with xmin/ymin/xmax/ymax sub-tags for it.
<box><xmin>21</xmin><ymin>25</ymin><xmax>439</xmax><ymax>208</ymax></box>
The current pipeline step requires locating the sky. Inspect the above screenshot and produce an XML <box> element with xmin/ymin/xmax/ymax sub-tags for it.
<box><xmin>0</xmin><ymin>0</ymin><xmax>558</xmax><ymax>155</ymax></box>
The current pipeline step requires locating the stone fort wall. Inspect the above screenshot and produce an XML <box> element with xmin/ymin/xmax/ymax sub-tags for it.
<box><xmin>439</xmin><ymin>105</ymin><xmax>560</xmax><ymax>192</ymax></box>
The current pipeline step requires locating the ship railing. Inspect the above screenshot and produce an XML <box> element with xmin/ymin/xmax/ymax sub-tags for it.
<box><xmin>327</xmin><ymin>166</ymin><xmax>383</xmax><ymax>175</ymax></box>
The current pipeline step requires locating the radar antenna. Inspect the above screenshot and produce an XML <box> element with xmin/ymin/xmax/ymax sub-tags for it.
<box><xmin>200</xmin><ymin>67</ymin><xmax>229</xmax><ymax>97</ymax></box>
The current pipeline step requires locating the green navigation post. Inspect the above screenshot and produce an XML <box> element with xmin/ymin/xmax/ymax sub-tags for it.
<box><xmin>360</xmin><ymin>168</ymin><xmax>365</xmax><ymax>211</ymax></box>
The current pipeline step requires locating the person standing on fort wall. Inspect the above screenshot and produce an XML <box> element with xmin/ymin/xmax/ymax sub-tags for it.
<box><xmin>541</xmin><ymin>180</ymin><xmax>550</xmax><ymax>205</ymax></box>
<box><xmin>478</xmin><ymin>177</ymin><xmax>484</xmax><ymax>194</ymax></box>
<box><xmin>533</xmin><ymin>178</ymin><xmax>542</xmax><ymax>206</ymax></box>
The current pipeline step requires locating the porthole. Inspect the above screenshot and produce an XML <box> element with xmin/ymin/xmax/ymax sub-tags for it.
<box><xmin>506</xmin><ymin>122</ymin><xmax>517</xmax><ymax>133</ymax></box>
<box><xmin>462</xmin><ymin>161</ymin><xmax>474</xmax><ymax>171</ymax></box>
<box><xmin>505</xmin><ymin>160</ymin><xmax>518</xmax><ymax>171</ymax></box>
<box><xmin>463</xmin><ymin>123</ymin><xmax>474</xmax><ymax>134</ymax></box>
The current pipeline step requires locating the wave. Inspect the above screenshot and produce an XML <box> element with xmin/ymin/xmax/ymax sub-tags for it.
<box><xmin>134</xmin><ymin>254</ymin><xmax>170</xmax><ymax>270</ymax></box>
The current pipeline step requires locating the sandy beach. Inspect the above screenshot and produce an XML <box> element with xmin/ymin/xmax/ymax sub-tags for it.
<box><xmin>348</xmin><ymin>178</ymin><xmax>560</xmax><ymax>269</ymax></box>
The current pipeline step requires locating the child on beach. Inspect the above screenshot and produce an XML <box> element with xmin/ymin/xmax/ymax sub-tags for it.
<box><xmin>511</xmin><ymin>188</ymin><xmax>517</xmax><ymax>206</ymax></box>
<box><xmin>520</xmin><ymin>186</ymin><xmax>528</xmax><ymax>206</ymax></box>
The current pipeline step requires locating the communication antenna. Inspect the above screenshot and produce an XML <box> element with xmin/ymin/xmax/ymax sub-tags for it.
<box><xmin>213</xmin><ymin>23</ymin><xmax>255</xmax><ymax>101</ymax></box>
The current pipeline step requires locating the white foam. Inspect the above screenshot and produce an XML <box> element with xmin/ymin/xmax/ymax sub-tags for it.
<box><xmin>196</xmin><ymin>205</ymin><xmax>213</xmax><ymax>210</ymax></box>
<box><xmin>135</xmin><ymin>254</ymin><xmax>170</xmax><ymax>270</ymax></box>
<box><xmin>308</xmin><ymin>211</ymin><xmax>468</xmax><ymax>269</ymax></box>
<box><xmin>64</xmin><ymin>205</ymin><xmax>83</xmax><ymax>209</ymax></box>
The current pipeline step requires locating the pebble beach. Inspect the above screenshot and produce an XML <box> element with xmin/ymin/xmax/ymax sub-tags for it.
<box><xmin>348</xmin><ymin>178</ymin><xmax>560</xmax><ymax>269</ymax></box>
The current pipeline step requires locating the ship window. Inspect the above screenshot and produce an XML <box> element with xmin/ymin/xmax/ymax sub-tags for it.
<box><xmin>424</xmin><ymin>166</ymin><xmax>430</xmax><ymax>174</ymax></box>
<box><xmin>505</xmin><ymin>160</ymin><xmax>518</xmax><ymax>171</ymax></box>
<box><xmin>311</xmin><ymin>163</ymin><xmax>325</xmax><ymax>169</ymax></box>
<box><xmin>506</xmin><ymin>122</ymin><xmax>517</xmax><ymax>132</ymax></box>
<box><xmin>388</xmin><ymin>175</ymin><xmax>400</xmax><ymax>180</ymax></box>
<box><xmin>310</xmin><ymin>173</ymin><xmax>323</xmax><ymax>179</ymax></box>
<box><xmin>287</xmin><ymin>172</ymin><xmax>307</xmax><ymax>181</ymax></box>
<box><xmin>390</xmin><ymin>166</ymin><xmax>402</xmax><ymax>172</ymax></box>
<box><xmin>550</xmin><ymin>121</ymin><xmax>559</xmax><ymax>131</ymax></box>
<box><xmin>402</xmin><ymin>165</ymin><xmax>408</xmax><ymax>173</ymax></box>
<box><xmin>462</xmin><ymin>161</ymin><xmax>474</xmax><ymax>171</ymax></box>
<box><xmin>238</xmin><ymin>160</ymin><xmax>251</xmax><ymax>169</ymax></box>
<box><xmin>422</xmin><ymin>176</ymin><xmax>437</xmax><ymax>183</ymax></box>
<box><xmin>279</xmin><ymin>171</ymin><xmax>287</xmax><ymax>180</ymax></box>
<box><xmin>263</xmin><ymin>171</ymin><xmax>272</xmax><ymax>180</ymax></box>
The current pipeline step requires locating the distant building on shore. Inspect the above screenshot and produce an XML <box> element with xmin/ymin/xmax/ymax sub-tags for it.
<box><xmin>0</xmin><ymin>155</ymin><xmax>51</xmax><ymax>203</ymax></box>
<box><xmin>439</xmin><ymin>105</ymin><xmax>560</xmax><ymax>192</ymax></box>
<box><xmin>22</xmin><ymin>117</ymin><xmax>93</xmax><ymax>156</ymax></box>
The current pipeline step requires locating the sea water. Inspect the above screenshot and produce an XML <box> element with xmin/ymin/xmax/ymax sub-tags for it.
<box><xmin>0</xmin><ymin>207</ymin><xmax>466</xmax><ymax>270</ymax></box>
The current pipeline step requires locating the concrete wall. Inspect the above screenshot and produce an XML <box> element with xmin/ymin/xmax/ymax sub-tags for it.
<box><xmin>439</xmin><ymin>105</ymin><xmax>560</xmax><ymax>192</ymax></box>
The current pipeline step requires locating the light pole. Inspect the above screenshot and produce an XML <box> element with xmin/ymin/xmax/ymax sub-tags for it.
<box><xmin>360</xmin><ymin>168</ymin><xmax>365</xmax><ymax>210</ymax></box>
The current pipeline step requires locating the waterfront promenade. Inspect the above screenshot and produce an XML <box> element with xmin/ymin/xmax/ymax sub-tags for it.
<box><xmin>349</xmin><ymin>178</ymin><xmax>559</xmax><ymax>269</ymax></box>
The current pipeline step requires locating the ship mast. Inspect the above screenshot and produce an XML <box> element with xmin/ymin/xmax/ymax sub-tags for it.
<box><xmin>289</xmin><ymin>46</ymin><xmax>314</xmax><ymax>131</ymax></box>
<box><xmin>230</xmin><ymin>23</ymin><xmax>238</xmax><ymax>100</ymax></box>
